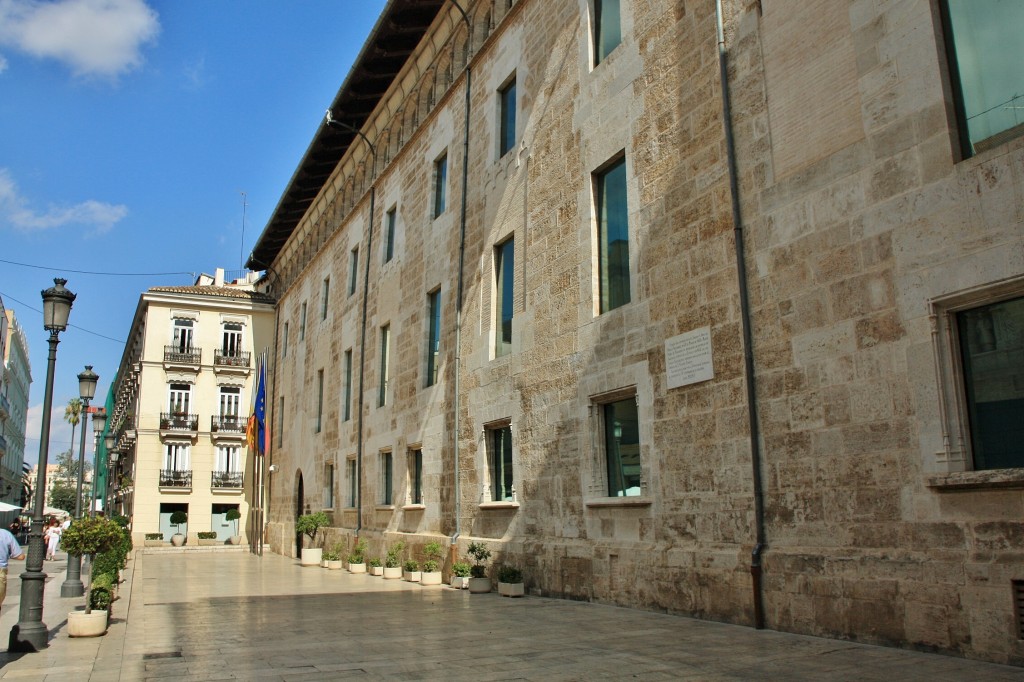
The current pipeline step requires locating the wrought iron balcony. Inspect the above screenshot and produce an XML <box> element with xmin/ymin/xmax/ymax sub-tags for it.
<box><xmin>211</xmin><ymin>414</ymin><xmax>246</xmax><ymax>434</ymax></box>
<box><xmin>214</xmin><ymin>350</ymin><xmax>250</xmax><ymax>368</ymax></box>
<box><xmin>211</xmin><ymin>470</ymin><xmax>243</xmax><ymax>489</ymax></box>
<box><xmin>159</xmin><ymin>469</ymin><xmax>192</xmax><ymax>488</ymax></box>
<box><xmin>164</xmin><ymin>345</ymin><xmax>201</xmax><ymax>365</ymax></box>
<box><xmin>159</xmin><ymin>412</ymin><xmax>198</xmax><ymax>431</ymax></box>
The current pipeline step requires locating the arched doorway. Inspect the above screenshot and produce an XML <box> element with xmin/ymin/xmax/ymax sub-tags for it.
<box><xmin>295</xmin><ymin>472</ymin><xmax>304</xmax><ymax>558</ymax></box>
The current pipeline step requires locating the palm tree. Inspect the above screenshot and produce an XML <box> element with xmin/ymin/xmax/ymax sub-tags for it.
<box><xmin>64</xmin><ymin>398</ymin><xmax>83</xmax><ymax>484</ymax></box>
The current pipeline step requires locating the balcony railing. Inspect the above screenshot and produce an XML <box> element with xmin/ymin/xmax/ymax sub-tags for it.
<box><xmin>211</xmin><ymin>415</ymin><xmax>246</xmax><ymax>434</ymax></box>
<box><xmin>159</xmin><ymin>469</ymin><xmax>192</xmax><ymax>488</ymax></box>
<box><xmin>214</xmin><ymin>350</ymin><xmax>250</xmax><ymax>368</ymax></box>
<box><xmin>211</xmin><ymin>470</ymin><xmax>243</xmax><ymax>489</ymax></box>
<box><xmin>164</xmin><ymin>345</ymin><xmax>201</xmax><ymax>365</ymax></box>
<box><xmin>160</xmin><ymin>412</ymin><xmax>198</xmax><ymax>431</ymax></box>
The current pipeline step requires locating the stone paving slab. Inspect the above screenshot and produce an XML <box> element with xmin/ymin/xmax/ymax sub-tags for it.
<box><xmin>0</xmin><ymin>550</ymin><xmax>1023</xmax><ymax>680</ymax></box>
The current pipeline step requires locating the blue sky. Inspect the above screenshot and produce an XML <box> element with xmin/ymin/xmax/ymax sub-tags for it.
<box><xmin>0</xmin><ymin>0</ymin><xmax>386</xmax><ymax>464</ymax></box>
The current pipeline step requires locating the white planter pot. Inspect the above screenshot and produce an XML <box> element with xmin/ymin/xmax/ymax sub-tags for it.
<box><xmin>68</xmin><ymin>610</ymin><xmax>108</xmax><ymax>637</ymax></box>
<box><xmin>198</xmin><ymin>538</ymin><xmax>216</xmax><ymax>546</ymax></box>
<box><xmin>170</xmin><ymin>533</ymin><xmax>186</xmax><ymax>547</ymax></box>
<box><xmin>450</xmin><ymin>576</ymin><xmax>470</xmax><ymax>589</ymax></box>
<box><xmin>420</xmin><ymin>571</ymin><xmax>442</xmax><ymax>586</ymax></box>
<box><xmin>468</xmin><ymin>577</ymin><xmax>491</xmax><ymax>594</ymax></box>
<box><xmin>403</xmin><ymin>570</ymin><xmax>421</xmax><ymax>582</ymax></box>
<box><xmin>370</xmin><ymin>566</ymin><xmax>383</xmax><ymax>576</ymax></box>
<box><xmin>498</xmin><ymin>581</ymin><xmax>525</xmax><ymax>598</ymax></box>
<box><xmin>348</xmin><ymin>562</ymin><xmax>367</xmax><ymax>574</ymax></box>
<box><xmin>228</xmin><ymin>535</ymin><xmax>243</xmax><ymax>545</ymax></box>
<box><xmin>383</xmin><ymin>566</ymin><xmax>402</xmax><ymax>579</ymax></box>
<box><xmin>144</xmin><ymin>539</ymin><xmax>164</xmax><ymax>547</ymax></box>
<box><xmin>300</xmin><ymin>548</ymin><xmax>323</xmax><ymax>566</ymax></box>
<box><xmin>326</xmin><ymin>560</ymin><xmax>343</xmax><ymax>570</ymax></box>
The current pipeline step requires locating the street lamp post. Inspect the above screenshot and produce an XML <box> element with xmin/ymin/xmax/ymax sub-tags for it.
<box><xmin>89</xmin><ymin>409</ymin><xmax>107</xmax><ymax>517</ymax></box>
<box><xmin>9</xmin><ymin>278</ymin><xmax>75</xmax><ymax>652</ymax></box>
<box><xmin>60</xmin><ymin>366</ymin><xmax>98</xmax><ymax>597</ymax></box>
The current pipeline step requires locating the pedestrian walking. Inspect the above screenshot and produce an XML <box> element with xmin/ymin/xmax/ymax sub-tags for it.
<box><xmin>0</xmin><ymin>527</ymin><xmax>25</xmax><ymax>613</ymax></box>
<box><xmin>45</xmin><ymin>519</ymin><xmax>61</xmax><ymax>560</ymax></box>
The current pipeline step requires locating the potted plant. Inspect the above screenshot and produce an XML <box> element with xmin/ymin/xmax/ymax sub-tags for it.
<box><xmin>467</xmin><ymin>541</ymin><xmax>492</xmax><ymax>593</ymax></box>
<box><xmin>225</xmin><ymin>508</ymin><xmax>242</xmax><ymax>544</ymax></box>
<box><xmin>61</xmin><ymin>516</ymin><xmax>123</xmax><ymax>636</ymax></box>
<box><xmin>323</xmin><ymin>548</ymin><xmax>343</xmax><ymax>569</ymax></box>
<box><xmin>348</xmin><ymin>538</ymin><xmax>367</xmax><ymax>573</ymax></box>
<box><xmin>197</xmin><ymin>531</ymin><xmax>218</xmax><ymax>546</ymax></box>
<box><xmin>420</xmin><ymin>541</ymin><xmax>443</xmax><ymax>586</ymax></box>
<box><xmin>369</xmin><ymin>557</ymin><xmax>383</xmax><ymax>576</ymax></box>
<box><xmin>403</xmin><ymin>558</ymin><xmax>421</xmax><ymax>582</ymax></box>
<box><xmin>296</xmin><ymin>511</ymin><xmax>330</xmax><ymax>566</ymax></box>
<box><xmin>144</xmin><ymin>532</ymin><xmax>164</xmax><ymax>548</ymax></box>
<box><xmin>383</xmin><ymin>540</ymin><xmax>404</xmax><ymax>579</ymax></box>
<box><xmin>450</xmin><ymin>561</ymin><xmax>471</xmax><ymax>589</ymax></box>
<box><xmin>497</xmin><ymin>565</ymin><xmax>525</xmax><ymax>597</ymax></box>
<box><xmin>169</xmin><ymin>510</ymin><xmax>187</xmax><ymax>546</ymax></box>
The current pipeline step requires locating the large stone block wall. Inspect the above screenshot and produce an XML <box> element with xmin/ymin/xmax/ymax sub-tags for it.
<box><xmin>263</xmin><ymin>0</ymin><xmax>1024</xmax><ymax>665</ymax></box>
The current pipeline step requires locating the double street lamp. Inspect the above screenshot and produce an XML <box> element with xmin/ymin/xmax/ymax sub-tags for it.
<box><xmin>60</xmin><ymin>366</ymin><xmax>98</xmax><ymax>597</ymax></box>
<box><xmin>9</xmin><ymin>278</ymin><xmax>75</xmax><ymax>652</ymax></box>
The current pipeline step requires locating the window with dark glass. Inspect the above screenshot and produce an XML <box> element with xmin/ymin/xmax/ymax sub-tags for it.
<box><xmin>941</xmin><ymin>1</ymin><xmax>1024</xmax><ymax>157</ymax></box>
<box><xmin>315</xmin><ymin>369</ymin><xmax>324</xmax><ymax>433</ymax></box>
<box><xmin>594</xmin><ymin>0</ymin><xmax>621</xmax><ymax>65</ymax></box>
<box><xmin>490</xmin><ymin>424</ymin><xmax>514</xmax><ymax>502</ymax></box>
<box><xmin>495</xmin><ymin>238</ymin><xmax>514</xmax><ymax>357</ymax></box>
<box><xmin>282</xmin><ymin>322</ymin><xmax>289</xmax><ymax>357</ymax></box>
<box><xmin>957</xmin><ymin>296</ymin><xmax>1024</xmax><ymax>470</ymax></box>
<box><xmin>278</xmin><ymin>396</ymin><xmax>285</xmax><ymax>446</ymax></box>
<box><xmin>300</xmin><ymin>302</ymin><xmax>307</xmax><ymax>340</ymax></box>
<box><xmin>433</xmin><ymin>153</ymin><xmax>447</xmax><ymax>218</ymax></box>
<box><xmin>324</xmin><ymin>463</ymin><xmax>334</xmax><ymax>509</ymax></box>
<box><xmin>604</xmin><ymin>397</ymin><xmax>640</xmax><ymax>497</ymax></box>
<box><xmin>426</xmin><ymin>290</ymin><xmax>442</xmax><ymax>387</ymax></box>
<box><xmin>410</xmin><ymin>449</ymin><xmax>423</xmax><ymax>505</ymax></box>
<box><xmin>222</xmin><ymin>322</ymin><xmax>243</xmax><ymax>357</ymax></box>
<box><xmin>596</xmin><ymin>156</ymin><xmax>630</xmax><ymax>313</ymax></box>
<box><xmin>343</xmin><ymin>349</ymin><xmax>353</xmax><ymax>421</ymax></box>
<box><xmin>499</xmin><ymin>77</ymin><xmax>517</xmax><ymax>157</ymax></box>
<box><xmin>384</xmin><ymin>207</ymin><xmax>396</xmax><ymax>263</ymax></box>
<box><xmin>346</xmin><ymin>458</ymin><xmax>357</xmax><ymax>508</ymax></box>
<box><xmin>381</xmin><ymin>452</ymin><xmax>393</xmax><ymax>505</ymax></box>
<box><xmin>321</xmin><ymin>277</ymin><xmax>330</xmax><ymax>319</ymax></box>
<box><xmin>379</xmin><ymin>325</ymin><xmax>390</xmax><ymax>407</ymax></box>
<box><xmin>348</xmin><ymin>247</ymin><xmax>359</xmax><ymax>296</ymax></box>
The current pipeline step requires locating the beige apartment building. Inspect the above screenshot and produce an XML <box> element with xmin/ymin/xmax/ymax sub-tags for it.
<box><xmin>107</xmin><ymin>270</ymin><xmax>274</xmax><ymax>545</ymax></box>
<box><xmin>248</xmin><ymin>0</ymin><xmax>1024</xmax><ymax>665</ymax></box>
<box><xmin>1</xmin><ymin>306</ymin><xmax>32</xmax><ymax>525</ymax></box>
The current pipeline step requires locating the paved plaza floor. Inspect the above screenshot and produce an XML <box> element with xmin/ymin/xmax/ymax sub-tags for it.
<box><xmin>0</xmin><ymin>549</ymin><xmax>1022</xmax><ymax>681</ymax></box>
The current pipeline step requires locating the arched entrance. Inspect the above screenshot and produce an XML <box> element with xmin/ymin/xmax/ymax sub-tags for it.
<box><xmin>295</xmin><ymin>472</ymin><xmax>304</xmax><ymax>558</ymax></box>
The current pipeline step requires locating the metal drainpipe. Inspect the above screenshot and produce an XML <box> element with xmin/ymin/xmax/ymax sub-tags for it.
<box><xmin>449</xmin><ymin>0</ymin><xmax>472</xmax><ymax>541</ymax></box>
<box><xmin>716</xmin><ymin>0</ymin><xmax>767</xmax><ymax>630</ymax></box>
<box><xmin>325</xmin><ymin>113</ymin><xmax>378</xmax><ymax>536</ymax></box>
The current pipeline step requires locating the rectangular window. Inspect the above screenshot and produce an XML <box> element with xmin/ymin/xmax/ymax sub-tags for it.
<box><xmin>172</xmin><ymin>318</ymin><xmax>194</xmax><ymax>351</ymax></box>
<box><xmin>164</xmin><ymin>443</ymin><xmax>190</xmax><ymax>471</ymax></box>
<box><xmin>346</xmin><ymin>457</ymin><xmax>357</xmax><ymax>508</ymax></box>
<box><xmin>343</xmin><ymin>349</ymin><xmax>353</xmax><ymax>421</ymax></box>
<box><xmin>956</xmin><ymin>295</ymin><xmax>1024</xmax><ymax>470</ymax></box>
<box><xmin>278</xmin><ymin>396</ymin><xmax>285</xmax><ymax>447</ymax></box>
<box><xmin>324</xmin><ymin>462</ymin><xmax>334</xmax><ymax>509</ymax></box>
<box><xmin>384</xmin><ymin>207</ymin><xmax>396</xmax><ymax>263</ymax></box>
<box><xmin>282</xmin><ymin>322</ymin><xmax>289</xmax><ymax>357</ymax></box>
<box><xmin>216</xmin><ymin>445</ymin><xmax>240</xmax><ymax>473</ymax></box>
<box><xmin>499</xmin><ymin>77</ymin><xmax>517</xmax><ymax>157</ymax></box>
<box><xmin>604</xmin><ymin>396</ymin><xmax>640</xmax><ymax>497</ymax></box>
<box><xmin>300</xmin><ymin>302</ymin><xmax>307</xmax><ymax>340</ymax></box>
<box><xmin>379</xmin><ymin>325</ymin><xmax>390</xmax><ymax>407</ymax></box>
<box><xmin>495</xmin><ymin>238</ymin><xmax>514</xmax><ymax>357</ymax></box>
<box><xmin>594</xmin><ymin>0</ymin><xmax>622</xmax><ymax>65</ymax></box>
<box><xmin>316</xmin><ymin>369</ymin><xmax>324</xmax><ymax>433</ymax></box>
<box><xmin>409</xmin><ymin>449</ymin><xmax>423</xmax><ymax>505</ymax></box>
<box><xmin>218</xmin><ymin>387</ymin><xmax>241</xmax><ymax>431</ymax></box>
<box><xmin>596</xmin><ymin>156</ymin><xmax>630</xmax><ymax>313</ymax></box>
<box><xmin>168</xmin><ymin>383</ymin><xmax>192</xmax><ymax>415</ymax></box>
<box><xmin>489</xmin><ymin>424</ymin><xmax>514</xmax><ymax>502</ymax></box>
<box><xmin>941</xmin><ymin>1</ymin><xmax>1024</xmax><ymax>157</ymax></box>
<box><xmin>433</xmin><ymin>153</ymin><xmax>448</xmax><ymax>218</ymax></box>
<box><xmin>321</xmin><ymin>277</ymin><xmax>330</xmax><ymax>319</ymax></box>
<box><xmin>426</xmin><ymin>290</ymin><xmax>442</xmax><ymax>387</ymax></box>
<box><xmin>381</xmin><ymin>451</ymin><xmax>393</xmax><ymax>506</ymax></box>
<box><xmin>221</xmin><ymin>322</ymin><xmax>243</xmax><ymax>357</ymax></box>
<box><xmin>348</xmin><ymin>247</ymin><xmax>359</xmax><ymax>296</ymax></box>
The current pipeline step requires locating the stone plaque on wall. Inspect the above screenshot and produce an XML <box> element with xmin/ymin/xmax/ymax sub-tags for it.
<box><xmin>665</xmin><ymin>326</ymin><xmax>713</xmax><ymax>390</ymax></box>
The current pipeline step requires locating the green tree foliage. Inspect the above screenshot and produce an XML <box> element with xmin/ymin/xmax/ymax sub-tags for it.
<box><xmin>295</xmin><ymin>511</ymin><xmax>330</xmax><ymax>548</ymax></box>
<box><xmin>61</xmin><ymin>516</ymin><xmax>122</xmax><ymax>614</ymax></box>
<box><xmin>49</xmin><ymin>479</ymin><xmax>80</xmax><ymax>514</ymax></box>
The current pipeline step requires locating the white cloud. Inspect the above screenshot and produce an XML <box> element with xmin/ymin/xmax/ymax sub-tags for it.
<box><xmin>0</xmin><ymin>167</ymin><xmax>128</xmax><ymax>233</ymax></box>
<box><xmin>0</xmin><ymin>0</ymin><xmax>160</xmax><ymax>78</ymax></box>
<box><xmin>0</xmin><ymin>54</ymin><xmax>8</xmax><ymax>73</ymax></box>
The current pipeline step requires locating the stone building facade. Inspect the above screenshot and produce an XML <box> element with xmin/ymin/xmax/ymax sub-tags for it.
<box><xmin>249</xmin><ymin>0</ymin><xmax>1024</xmax><ymax>664</ymax></box>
